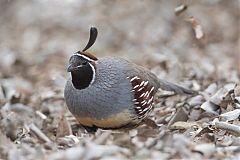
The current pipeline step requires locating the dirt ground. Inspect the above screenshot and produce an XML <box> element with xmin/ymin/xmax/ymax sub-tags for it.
<box><xmin>0</xmin><ymin>0</ymin><xmax>239</xmax><ymax>160</ymax></box>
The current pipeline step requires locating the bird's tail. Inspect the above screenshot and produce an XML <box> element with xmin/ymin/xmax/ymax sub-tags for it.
<box><xmin>158</xmin><ymin>79</ymin><xmax>196</xmax><ymax>94</ymax></box>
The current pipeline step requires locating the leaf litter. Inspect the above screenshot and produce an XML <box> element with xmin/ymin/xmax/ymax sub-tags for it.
<box><xmin>0</xmin><ymin>1</ymin><xmax>239</xmax><ymax>160</ymax></box>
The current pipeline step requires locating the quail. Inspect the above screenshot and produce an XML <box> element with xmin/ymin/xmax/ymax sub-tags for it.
<box><xmin>64</xmin><ymin>27</ymin><xmax>194</xmax><ymax>133</ymax></box>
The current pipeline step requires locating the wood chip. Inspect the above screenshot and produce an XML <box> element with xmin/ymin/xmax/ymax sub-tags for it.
<box><xmin>35</xmin><ymin>110</ymin><xmax>47</xmax><ymax>120</ymax></box>
<box><xmin>215</xmin><ymin>121</ymin><xmax>240</xmax><ymax>136</ymax></box>
<box><xmin>174</xmin><ymin>4</ymin><xmax>187</xmax><ymax>16</ymax></box>
<box><xmin>193</xmin><ymin>143</ymin><xmax>215</xmax><ymax>157</ymax></box>
<box><xmin>204</xmin><ymin>83</ymin><xmax>218</xmax><ymax>95</ymax></box>
<box><xmin>219</xmin><ymin>109</ymin><xmax>240</xmax><ymax>121</ymax></box>
<box><xmin>170</xmin><ymin>121</ymin><xmax>200</xmax><ymax>130</ymax></box>
<box><xmin>57</xmin><ymin>135</ymin><xmax>80</xmax><ymax>146</ymax></box>
<box><xmin>168</xmin><ymin>107</ymin><xmax>189</xmax><ymax>127</ymax></box>
<box><xmin>200</xmin><ymin>101</ymin><xmax>219</xmax><ymax>115</ymax></box>
<box><xmin>29</xmin><ymin>123</ymin><xmax>51</xmax><ymax>143</ymax></box>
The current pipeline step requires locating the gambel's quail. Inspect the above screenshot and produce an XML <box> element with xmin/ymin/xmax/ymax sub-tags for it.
<box><xmin>64</xmin><ymin>27</ymin><xmax>195</xmax><ymax>132</ymax></box>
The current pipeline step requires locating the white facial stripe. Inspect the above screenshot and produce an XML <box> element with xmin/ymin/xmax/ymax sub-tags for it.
<box><xmin>88</xmin><ymin>63</ymin><xmax>96</xmax><ymax>85</ymax></box>
<box><xmin>76</xmin><ymin>65</ymin><xmax>83</xmax><ymax>68</ymax></box>
<box><xmin>73</xmin><ymin>53</ymin><xmax>96</xmax><ymax>62</ymax></box>
<box><xmin>68</xmin><ymin>64</ymin><xmax>83</xmax><ymax>71</ymax></box>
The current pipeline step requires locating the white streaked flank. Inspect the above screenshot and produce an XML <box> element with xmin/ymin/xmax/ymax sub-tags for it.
<box><xmin>137</xmin><ymin>87</ymin><xmax>144</xmax><ymax>92</ymax></box>
<box><xmin>130</xmin><ymin>76</ymin><xmax>138</xmax><ymax>82</ymax></box>
<box><xmin>133</xmin><ymin>85</ymin><xmax>139</xmax><ymax>89</ymax></box>
<box><xmin>144</xmin><ymin>81</ymin><xmax>149</xmax><ymax>86</ymax></box>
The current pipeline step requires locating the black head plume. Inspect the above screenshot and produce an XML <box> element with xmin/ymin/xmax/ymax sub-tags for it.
<box><xmin>82</xmin><ymin>27</ymin><xmax>98</xmax><ymax>52</ymax></box>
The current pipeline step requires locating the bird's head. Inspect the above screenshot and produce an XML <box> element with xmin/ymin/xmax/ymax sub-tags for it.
<box><xmin>68</xmin><ymin>27</ymin><xmax>98</xmax><ymax>90</ymax></box>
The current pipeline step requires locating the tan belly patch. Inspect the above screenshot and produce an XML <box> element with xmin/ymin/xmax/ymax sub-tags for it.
<box><xmin>75</xmin><ymin>110</ymin><xmax>133</xmax><ymax>128</ymax></box>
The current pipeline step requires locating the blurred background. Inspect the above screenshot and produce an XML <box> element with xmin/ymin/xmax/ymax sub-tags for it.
<box><xmin>0</xmin><ymin>0</ymin><xmax>239</xmax><ymax>159</ymax></box>
<box><xmin>0</xmin><ymin>0</ymin><xmax>239</xmax><ymax>89</ymax></box>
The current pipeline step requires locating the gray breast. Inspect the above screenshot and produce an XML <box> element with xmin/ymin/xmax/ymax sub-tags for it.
<box><xmin>64</xmin><ymin>57</ymin><xmax>135</xmax><ymax>120</ymax></box>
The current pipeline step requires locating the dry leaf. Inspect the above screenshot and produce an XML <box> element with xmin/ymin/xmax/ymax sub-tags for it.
<box><xmin>56</xmin><ymin>116</ymin><xmax>72</xmax><ymax>138</ymax></box>
<box><xmin>185</xmin><ymin>16</ymin><xmax>205</xmax><ymax>39</ymax></box>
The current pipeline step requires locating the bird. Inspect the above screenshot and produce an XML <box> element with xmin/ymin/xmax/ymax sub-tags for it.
<box><xmin>64</xmin><ymin>27</ymin><xmax>195</xmax><ymax>133</ymax></box>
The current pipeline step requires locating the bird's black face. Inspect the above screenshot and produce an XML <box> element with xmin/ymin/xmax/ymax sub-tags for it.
<box><xmin>68</xmin><ymin>55</ymin><xmax>96</xmax><ymax>90</ymax></box>
<box><xmin>68</xmin><ymin>55</ymin><xmax>90</xmax><ymax>72</ymax></box>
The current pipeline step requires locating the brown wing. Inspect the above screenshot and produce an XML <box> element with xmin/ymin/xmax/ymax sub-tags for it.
<box><xmin>127</xmin><ymin>75</ymin><xmax>156</xmax><ymax>119</ymax></box>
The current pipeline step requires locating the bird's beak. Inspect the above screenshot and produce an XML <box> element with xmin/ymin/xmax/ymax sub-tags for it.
<box><xmin>67</xmin><ymin>64</ymin><xmax>74</xmax><ymax>72</ymax></box>
<box><xmin>67</xmin><ymin>64</ymin><xmax>82</xmax><ymax>72</ymax></box>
